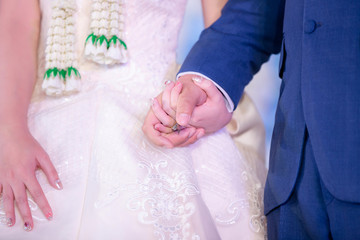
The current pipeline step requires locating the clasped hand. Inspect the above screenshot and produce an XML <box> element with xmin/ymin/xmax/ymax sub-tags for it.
<box><xmin>143</xmin><ymin>74</ymin><xmax>232</xmax><ymax>148</ymax></box>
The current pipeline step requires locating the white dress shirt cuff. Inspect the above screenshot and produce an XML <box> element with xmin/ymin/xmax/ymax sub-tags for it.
<box><xmin>177</xmin><ymin>71</ymin><xmax>234</xmax><ymax>112</ymax></box>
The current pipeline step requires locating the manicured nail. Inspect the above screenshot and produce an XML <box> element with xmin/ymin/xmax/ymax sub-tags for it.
<box><xmin>55</xmin><ymin>179</ymin><xmax>63</xmax><ymax>190</ymax></box>
<box><xmin>164</xmin><ymin>80</ymin><xmax>172</xmax><ymax>85</ymax></box>
<box><xmin>192</xmin><ymin>76</ymin><xmax>202</xmax><ymax>83</ymax></box>
<box><xmin>46</xmin><ymin>211</ymin><xmax>53</xmax><ymax>221</ymax></box>
<box><xmin>24</xmin><ymin>222</ymin><xmax>32</xmax><ymax>231</ymax></box>
<box><xmin>6</xmin><ymin>218</ymin><xmax>13</xmax><ymax>227</ymax></box>
<box><xmin>178</xmin><ymin>113</ymin><xmax>190</xmax><ymax>125</ymax></box>
<box><xmin>174</xmin><ymin>81</ymin><xmax>181</xmax><ymax>87</ymax></box>
<box><xmin>197</xmin><ymin>131</ymin><xmax>205</xmax><ymax>139</ymax></box>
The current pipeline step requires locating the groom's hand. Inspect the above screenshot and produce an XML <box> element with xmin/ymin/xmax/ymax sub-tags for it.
<box><xmin>175</xmin><ymin>75</ymin><xmax>233</xmax><ymax>134</ymax></box>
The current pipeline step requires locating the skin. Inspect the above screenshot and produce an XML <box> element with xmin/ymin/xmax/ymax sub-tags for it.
<box><xmin>143</xmin><ymin>0</ymin><xmax>231</xmax><ymax>147</ymax></box>
<box><xmin>0</xmin><ymin>0</ymin><xmax>61</xmax><ymax>231</ymax></box>
<box><xmin>201</xmin><ymin>0</ymin><xmax>227</xmax><ymax>28</ymax></box>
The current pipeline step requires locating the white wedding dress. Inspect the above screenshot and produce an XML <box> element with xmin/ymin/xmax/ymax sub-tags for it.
<box><xmin>0</xmin><ymin>0</ymin><xmax>266</xmax><ymax>239</ymax></box>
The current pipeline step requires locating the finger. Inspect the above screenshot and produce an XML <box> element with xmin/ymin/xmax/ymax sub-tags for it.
<box><xmin>192</xmin><ymin>76</ymin><xmax>222</xmax><ymax>101</ymax></box>
<box><xmin>36</xmin><ymin>150</ymin><xmax>62</xmax><ymax>190</ymax></box>
<box><xmin>12</xmin><ymin>183</ymin><xmax>33</xmax><ymax>231</ymax></box>
<box><xmin>154</xmin><ymin>123</ymin><xmax>173</xmax><ymax>134</ymax></box>
<box><xmin>163</xmin><ymin>127</ymin><xmax>197</xmax><ymax>147</ymax></box>
<box><xmin>170</xmin><ymin>81</ymin><xmax>182</xmax><ymax>113</ymax></box>
<box><xmin>26</xmin><ymin>177</ymin><xmax>53</xmax><ymax>221</ymax></box>
<box><xmin>2</xmin><ymin>184</ymin><xmax>15</xmax><ymax>227</ymax></box>
<box><xmin>142</xmin><ymin>110</ymin><xmax>174</xmax><ymax>148</ymax></box>
<box><xmin>175</xmin><ymin>81</ymin><xmax>207</xmax><ymax>126</ymax></box>
<box><xmin>151</xmin><ymin>98</ymin><xmax>176</xmax><ymax>127</ymax></box>
<box><xmin>162</xmin><ymin>81</ymin><xmax>176</xmax><ymax>118</ymax></box>
<box><xmin>178</xmin><ymin>128</ymin><xmax>205</xmax><ymax>147</ymax></box>
<box><xmin>146</xmin><ymin>127</ymin><xmax>174</xmax><ymax>148</ymax></box>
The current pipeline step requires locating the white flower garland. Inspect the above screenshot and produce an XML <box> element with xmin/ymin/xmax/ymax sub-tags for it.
<box><xmin>84</xmin><ymin>0</ymin><xmax>128</xmax><ymax>65</ymax></box>
<box><xmin>43</xmin><ymin>0</ymin><xmax>80</xmax><ymax>96</ymax></box>
<box><xmin>43</xmin><ymin>0</ymin><xmax>128</xmax><ymax>96</ymax></box>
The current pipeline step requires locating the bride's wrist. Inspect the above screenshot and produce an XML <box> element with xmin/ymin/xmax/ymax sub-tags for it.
<box><xmin>0</xmin><ymin>116</ymin><xmax>29</xmax><ymax>134</ymax></box>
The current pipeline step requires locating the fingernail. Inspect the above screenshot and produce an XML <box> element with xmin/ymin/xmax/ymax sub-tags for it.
<box><xmin>24</xmin><ymin>222</ymin><xmax>32</xmax><ymax>231</ymax></box>
<box><xmin>178</xmin><ymin>113</ymin><xmax>190</xmax><ymax>125</ymax></box>
<box><xmin>192</xmin><ymin>76</ymin><xmax>202</xmax><ymax>83</ymax></box>
<box><xmin>6</xmin><ymin>218</ymin><xmax>13</xmax><ymax>227</ymax></box>
<box><xmin>46</xmin><ymin>211</ymin><xmax>53</xmax><ymax>221</ymax></box>
<box><xmin>55</xmin><ymin>179</ymin><xmax>63</xmax><ymax>190</ymax></box>
<box><xmin>164</xmin><ymin>80</ymin><xmax>172</xmax><ymax>85</ymax></box>
<box><xmin>175</xmin><ymin>81</ymin><xmax>181</xmax><ymax>87</ymax></box>
<box><xmin>197</xmin><ymin>131</ymin><xmax>205</xmax><ymax>139</ymax></box>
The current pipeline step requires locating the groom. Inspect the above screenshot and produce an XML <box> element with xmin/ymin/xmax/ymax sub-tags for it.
<box><xmin>145</xmin><ymin>0</ymin><xmax>360</xmax><ymax>239</ymax></box>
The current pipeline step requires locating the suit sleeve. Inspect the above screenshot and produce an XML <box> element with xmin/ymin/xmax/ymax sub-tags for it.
<box><xmin>179</xmin><ymin>0</ymin><xmax>285</xmax><ymax>110</ymax></box>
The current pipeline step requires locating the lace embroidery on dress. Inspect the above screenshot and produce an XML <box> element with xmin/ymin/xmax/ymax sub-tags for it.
<box><xmin>214</xmin><ymin>182</ymin><xmax>266</xmax><ymax>233</ymax></box>
<box><xmin>94</xmin><ymin>137</ymin><xmax>202</xmax><ymax>239</ymax></box>
<box><xmin>190</xmin><ymin>131</ymin><xmax>267</xmax><ymax>238</ymax></box>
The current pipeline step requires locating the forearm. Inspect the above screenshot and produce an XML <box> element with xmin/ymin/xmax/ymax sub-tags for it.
<box><xmin>0</xmin><ymin>0</ymin><xmax>40</xmax><ymax>128</ymax></box>
<box><xmin>201</xmin><ymin>0</ymin><xmax>227</xmax><ymax>28</ymax></box>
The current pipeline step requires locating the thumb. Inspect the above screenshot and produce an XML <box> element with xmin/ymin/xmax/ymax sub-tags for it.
<box><xmin>175</xmin><ymin>81</ymin><xmax>206</xmax><ymax>126</ymax></box>
<box><xmin>192</xmin><ymin>76</ymin><xmax>222</xmax><ymax>101</ymax></box>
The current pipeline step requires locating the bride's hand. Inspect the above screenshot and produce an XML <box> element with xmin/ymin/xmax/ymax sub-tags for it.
<box><xmin>142</xmin><ymin>87</ymin><xmax>204</xmax><ymax>147</ymax></box>
<box><xmin>0</xmin><ymin>124</ymin><xmax>62</xmax><ymax>231</ymax></box>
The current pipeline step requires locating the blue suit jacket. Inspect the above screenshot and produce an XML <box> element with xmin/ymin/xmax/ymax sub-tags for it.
<box><xmin>180</xmin><ymin>0</ymin><xmax>360</xmax><ymax>214</ymax></box>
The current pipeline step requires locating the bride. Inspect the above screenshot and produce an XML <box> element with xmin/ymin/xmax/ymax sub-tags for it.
<box><xmin>0</xmin><ymin>0</ymin><xmax>266</xmax><ymax>239</ymax></box>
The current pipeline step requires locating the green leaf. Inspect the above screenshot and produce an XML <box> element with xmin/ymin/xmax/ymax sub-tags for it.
<box><xmin>59</xmin><ymin>69</ymin><xmax>67</xmax><ymax>80</ymax></box>
<box><xmin>108</xmin><ymin>35</ymin><xmax>119</xmax><ymax>49</ymax></box>
<box><xmin>119</xmin><ymin>39</ymin><xmax>127</xmax><ymax>50</ymax></box>
<box><xmin>67</xmin><ymin>67</ymin><xmax>74</xmax><ymax>77</ymax></box>
<box><xmin>96</xmin><ymin>35</ymin><xmax>108</xmax><ymax>47</ymax></box>
<box><xmin>44</xmin><ymin>68</ymin><xmax>53</xmax><ymax>79</ymax></box>
<box><xmin>85</xmin><ymin>33</ymin><xmax>97</xmax><ymax>45</ymax></box>
<box><xmin>67</xmin><ymin>67</ymin><xmax>81</xmax><ymax>78</ymax></box>
<box><xmin>52</xmin><ymin>68</ymin><xmax>59</xmax><ymax>78</ymax></box>
<box><xmin>108</xmin><ymin>35</ymin><xmax>128</xmax><ymax>50</ymax></box>
<box><xmin>91</xmin><ymin>34</ymin><xmax>97</xmax><ymax>45</ymax></box>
